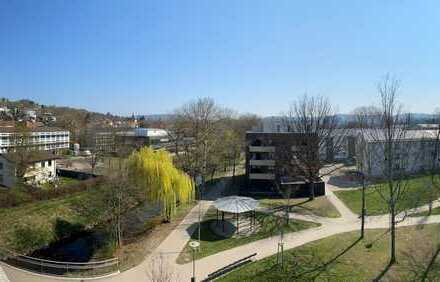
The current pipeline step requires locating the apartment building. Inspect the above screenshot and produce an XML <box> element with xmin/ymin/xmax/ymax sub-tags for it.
<box><xmin>356</xmin><ymin>130</ymin><xmax>440</xmax><ymax>177</ymax></box>
<box><xmin>0</xmin><ymin>124</ymin><xmax>70</xmax><ymax>153</ymax></box>
<box><xmin>245</xmin><ymin>132</ymin><xmax>324</xmax><ymax>197</ymax></box>
<box><xmin>256</xmin><ymin>117</ymin><xmax>357</xmax><ymax>162</ymax></box>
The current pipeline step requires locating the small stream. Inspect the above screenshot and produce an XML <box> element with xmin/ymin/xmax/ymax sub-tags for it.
<box><xmin>30</xmin><ymin>231</ymin><xmax>106</xmax><ymax>262</ymax></box>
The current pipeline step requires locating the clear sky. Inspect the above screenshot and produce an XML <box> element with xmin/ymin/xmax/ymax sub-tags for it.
<box><xmin>1</xmin><ymin>1</ymin><xmax>439</xmax><ymax>116</ymax></box>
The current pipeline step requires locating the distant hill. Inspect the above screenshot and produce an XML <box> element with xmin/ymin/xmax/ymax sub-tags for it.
<box><xmin>135</xmin><ymin>114</ymin><xmax>175</xmax><ymax>121</ymax></box>
<box><xmin>0</xmin><ymin>98</ymin><xmax>133</xmax><ymax>142</ymax></box>
<box><xmin>261</xmin><ymin>113</ymin><xmax>437</xmax><ymax>126</ymax></box>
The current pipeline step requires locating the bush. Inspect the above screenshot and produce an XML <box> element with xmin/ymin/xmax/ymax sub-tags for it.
<box><xmin>53</xmin><ymin>219</ymin><xmax>85</xmax><ymax>240</ymax></box>
<box><xmin>9</xmin><ymin>225</ymin><xmax>52</xmax><ymax>254</ymax></box>
<box><xmin>0</xmin><ymin>187</ymin><xmax>33</xmax><ymax>207</ymax></box>
<box><xmin>0</xmin><ymin>177</ymin><xmax>104</xmax><ymax>208</ymax></box>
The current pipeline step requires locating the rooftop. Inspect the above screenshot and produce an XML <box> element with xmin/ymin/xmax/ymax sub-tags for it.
<box><xmin>0</xmin><ymin>152</ymin><xmax>62</xmax><ymax>163</ymax></box>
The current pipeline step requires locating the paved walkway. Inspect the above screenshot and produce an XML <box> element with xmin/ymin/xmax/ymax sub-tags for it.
<box><xmin>0</xmin><ymin>267</ymin><xmax>9</xmax><ymax>282</ymax></box>
<box><xmin>4</xmin><ymin>176</ymin><xmax>440</xmax><ymax>281</ymax></box>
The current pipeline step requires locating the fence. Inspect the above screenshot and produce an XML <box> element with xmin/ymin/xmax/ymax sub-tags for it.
<box><xmin>1</xmin><ymin>248</ymin><xmax>119</xmax><ymax>278</ymax></box>
<box><xmin>56</xmin><ymin>169</ymin><xmax>97</xmax><ymax>180</ymax></box>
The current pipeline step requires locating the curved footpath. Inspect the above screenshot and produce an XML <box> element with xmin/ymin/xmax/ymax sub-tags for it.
<box><xmin>3</xmin><ymin>179</ymin><xmax>440</xmax><ymax>282</ymax></box>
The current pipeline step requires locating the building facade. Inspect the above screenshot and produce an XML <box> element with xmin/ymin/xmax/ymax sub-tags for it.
<box><xmin>0</xmin><ymin>126</ymin><xmax>70</xmax><ymax>154</ymax></box>
<box><xmin>85</xmin><ymin>127</ymin><xmax>169</xmax><ymax>155</ymax></box>
<box><xmin>356</xmin><ymin>130</ymin><xmax>440</xmax><ymax>177</ymax></box>
<box><xmin>245</xmin><ymin>132</ymin><xmax>323</xmax><ymax>197</ymax></box>
<box><xmin>0</xmin><ymin>153</ymin><xmax>59</xmax><ymax>188</ymax></box>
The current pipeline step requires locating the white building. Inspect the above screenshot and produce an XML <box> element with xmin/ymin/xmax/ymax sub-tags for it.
<box><xmin>356</xmin><ymin>130</ymin><xmax>440</xmax><ymax>177</ymax></box>
<box><xmin>24</xmin><ymin>109</ymin><xmax>37</xmax><ymax>121</ymax></box>
<box><xmin>0</xmin><ymin>152</ymin><xmax>59</xmax><ymax>188</ymax></box>
<box><xmin>0</xmin><ymin>126</ymin><xmax>70</xmax><ymax>153</ymax></box>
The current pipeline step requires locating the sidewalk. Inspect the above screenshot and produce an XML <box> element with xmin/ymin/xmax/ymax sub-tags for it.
<box><xmin>4</xmin><ymin>175</ymin><xmax>440</xmax><ymax>281</ymax></box>
<box><xmin>0</xmin><ymin>266</ymin><xmax>9</xmax><ymax>282</ymax></box>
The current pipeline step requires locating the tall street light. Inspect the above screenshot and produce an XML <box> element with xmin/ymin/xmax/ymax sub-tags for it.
<box><xmin>189</xmin><ymin>240</ymin><xmax>200</xmax><ymax>282</ymax></box>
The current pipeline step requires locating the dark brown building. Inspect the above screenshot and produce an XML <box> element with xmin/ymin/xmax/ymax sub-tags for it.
<box><xmin>244</xmin><ymin>132</ymin><xmax>324</xmax><ymax>197</ymax></box>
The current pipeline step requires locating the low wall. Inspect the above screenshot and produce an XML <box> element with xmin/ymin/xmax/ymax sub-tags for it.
<box><xmin>56</xmin><ymin>169</ymin><xmax>97</xmax><ymax>180</ymax></box>
<box><xmin>241</xmin><ymin>180</ymin><xmax>326</xmax><ymax>198</ymax></box>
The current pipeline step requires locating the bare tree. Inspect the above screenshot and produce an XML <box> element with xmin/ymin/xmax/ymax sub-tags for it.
<box><xmin>74</xmin><ymin>159</ymin><xmax>143</xmax><ymax>248</ymax></box>
<box><xmin>146</xmin><ymin>254</ymin><xmax>178</xmax><ymax>282</ymax></box>
<box><xmin>282</xmin><ymin>94</ymin><xmax>346</xmax><ymax>200</ymax></box>
<box><xmin>425</xmin><ymin>109</ymin><xmax>440</xmax><ymax>214</ymax></box>
<box><xmin>170</xmin><ymin>98</ymin><xmax>227</xmax><ymax>186</ymax></box>
<box><xmin>8</xmin><ymin>123</ymin><xmax>40</xmax><ymax>185</ymax></box>
<box><xmin>356</xmin><ymin>74</ymin><xmax>413</xmax><ymax>265</ymax></box>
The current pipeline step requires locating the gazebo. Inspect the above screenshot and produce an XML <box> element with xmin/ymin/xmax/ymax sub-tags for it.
<box><xmin>213</xmin><ymin>196</ymin><xmax>259</xmax><ymax>234</ymax></box>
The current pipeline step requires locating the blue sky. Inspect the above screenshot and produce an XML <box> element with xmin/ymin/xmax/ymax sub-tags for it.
<box><xmin>1</xmin><ymin>1</ymin><xmax>439</xmax><ymax>116</ymax></box>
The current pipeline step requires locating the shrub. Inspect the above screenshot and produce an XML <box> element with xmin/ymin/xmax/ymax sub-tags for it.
<box><xmin>9</xmin><ymin>225</ymin><xmax>52</xmax><ymax>254</ymax></box>
<box><xmin>53</xmin><ymin>219</ymin><xmax>85</xmax><ymax>240</ymax></box>
<box><xmin>0</xmin><ymin>177</ymin><xmax>104</xmax><ymax>208</ymax></box>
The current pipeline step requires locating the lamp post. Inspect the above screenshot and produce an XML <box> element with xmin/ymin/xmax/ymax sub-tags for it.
<box><xmin>189</xmin><ymin>240</ymin><xmax>200</xmax><ymax>282</ymax></box>
<box><xmin>196</xmin><ymin>175</ymin><xmax>203</xmax><ymax>245</ymax></box>
<box><xmin>356</xmin><ymin>170</ymin><xmax>367</xmax><ymax>238</ymax></box>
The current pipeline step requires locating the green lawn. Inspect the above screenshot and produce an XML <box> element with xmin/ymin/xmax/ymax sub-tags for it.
<box><xmin>218</xmin><ymin>224</ymin><xmax>440</xmax><ymax>281</ymax></box>
<box><xmin>334</xmin><ymin>174</ymin><xmax>438</xmax><ymax>215</ymax></box>
<box><xmin>176</xmin><ymin>209</ymin><xmax>319</xmax><ymax>264</ymax></box>
<box><xmin>0</xmin><ymin>190</ymin><xmax>94</xmax><ymax>254</ymax></box>
<box><xmin>259</xmin><ymin>196</ymin><xmax>341</xmax><ymax>218</ymax></box>
<box><xmin>410</xmin><ymin>206</ymin><xmax>440</xmax><ymax>217</ymax></box>
<box><xmin>41</xmin><ymin>177</ymin><xmax>81</xmax><ymax>189</ymax></box>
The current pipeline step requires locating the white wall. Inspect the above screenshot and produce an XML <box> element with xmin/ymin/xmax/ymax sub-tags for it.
<box><xmin>0</xmin><ymin>157</ymin><xmax>57</xmax><ymax>188</ymax></box>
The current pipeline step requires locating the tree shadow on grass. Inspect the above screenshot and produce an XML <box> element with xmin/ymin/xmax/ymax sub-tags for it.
<box><xmin>252</xmin><ymin>237</ymin><xmax>364</xmax><ymax>281</ymax></box>
<box><xmin>373</xmin><ymin>261</ymin><xmax>394</xmax><ymax>282</ymax></box>
<box><xmin>185</xmin><ymin>219</ymin><xmax>235</xmax><ymax>242</ymax></box>
<box><xmin>401</xmin><ymin>243</ymin><xmax>440</xmax><ymax>281</ymax></box>
<box><xmin>270</xmin><ymin>199</ymin><xmax>311</xmax><ymax>213</ymax></box>
<box><xmin>294</xmin><ymin>237</ymin><xmax>363</xmax><ymax>280</ymax></box>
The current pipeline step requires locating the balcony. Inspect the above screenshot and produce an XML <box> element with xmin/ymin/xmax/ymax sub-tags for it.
<box><xmin>249</xmin><ymin>146</ymin><xmax>275</xmax><ymax>153</ymax></box>
<box><xmin>249</xmin><ymin>173</ymin><xmax>275</xmax><ymax>180</ymax></box>
<box><xmin>249</xmin><ymin>159</ymin><xmax>275</xmax><ymax>166</ymax></box>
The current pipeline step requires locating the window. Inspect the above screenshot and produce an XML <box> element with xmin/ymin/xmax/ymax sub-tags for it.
<box><xmin>41</xmin><ymin>161</ymin><xmax>45</xmax><ymax>168</ymax></box>
<box><xmin>48</xmin><ymin>160</ymin><xmax>52</xmax><ymax>166</ymax></box>
<box><xmin>0</xmin><ymin>175</ymin><xmax>3</xmax><ymax>183</ymax></box>
<box><xmin>0</xmin><ymin>162</ymin><xmax>3</xmax><ymax>170</ymax></box>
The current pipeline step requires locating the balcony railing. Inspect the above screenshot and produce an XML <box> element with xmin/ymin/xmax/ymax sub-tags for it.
<box><xmin>249</xmin><ymin>173</ymin><xmax>275</xmax><ymax>180</ymax></box>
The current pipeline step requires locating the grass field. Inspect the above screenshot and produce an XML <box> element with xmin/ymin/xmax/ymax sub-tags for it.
<box><xmin>218</xmin><ymin>224</ymin><xmax>440</xmax><ymax>281</ymax></box>
<box><xmin>176</xmin><ymin>209</ymin><xmax>319</xmax><ymax>264</ymax></box>
<box><xmin>259</xmin><ymin>196</ymin><xmax>341</xmax><ymax>218</ymax></box>
<box><xmin>334</xmin><ymin>174</ymin><xmax>438</xmax><ymax>215</ymax></box>
<box><xmin>41</xmin><ymin>177</ymin><xmax>81</xmax><ymax>189</ymax></box>
<box><xmin>410</xmin><ymin>206</ymin><xmax>440</xmax><ymax>217</ymax></box>
<box><xmin>0</xmin><ymin>189</ymin><xmax>93</xmax><ymax>254</ymax></box>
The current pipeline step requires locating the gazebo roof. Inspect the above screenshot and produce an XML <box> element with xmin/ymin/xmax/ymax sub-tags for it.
<box><xmin>213</xmin><ymin>196</ymin><xmax>259</xmax><ymax>214</ymax></box>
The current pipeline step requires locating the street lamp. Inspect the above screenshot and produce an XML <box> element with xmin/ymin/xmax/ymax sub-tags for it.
<box><xmin>355</xmin><ymin>170</ymin><xmax>367</xmax><ymax>238</ymax></box>
<box><xmin>189</xmin><ymin>240</ymin><xmax>200</xmax><ymax>282</ymax></box>
<box><xmin>196</xmin><ymin>175</ymin><xmax>203</xmax><ymax>244</ymax></box>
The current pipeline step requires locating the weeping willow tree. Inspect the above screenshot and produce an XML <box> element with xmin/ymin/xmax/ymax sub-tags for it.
<box><xmin>128</xmin><ymin>147</ymin><xmax>194</xmax><ymax>222</ymax></box>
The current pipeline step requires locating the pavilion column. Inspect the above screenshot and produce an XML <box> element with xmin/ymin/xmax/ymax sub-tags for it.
<box><xmin>236</xmin><ymin>213</ymin><xmax>239</xmax><ymax>234</ymax></box>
